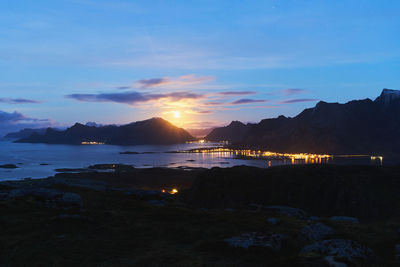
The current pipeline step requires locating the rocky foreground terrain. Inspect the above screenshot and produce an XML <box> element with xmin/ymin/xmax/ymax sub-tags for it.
<box><xmin>1</xmin><ymin>165</ymin><xmax>400</xmax><ymax>266</ymax></box>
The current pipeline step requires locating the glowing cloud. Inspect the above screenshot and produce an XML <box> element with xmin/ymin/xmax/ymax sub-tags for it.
<box><xmin>66</xmin><ymin>91</ymin><xmax>204</xmax><ymax>106</ymax></box>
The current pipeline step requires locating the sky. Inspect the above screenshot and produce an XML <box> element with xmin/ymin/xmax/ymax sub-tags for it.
<box><xmin>0</xmin><ymin>0</ymin><xmax>399</xmax><ymax>135</ymax></box>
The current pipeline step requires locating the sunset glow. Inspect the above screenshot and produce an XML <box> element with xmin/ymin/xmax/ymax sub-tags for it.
<box><xmin>173</xmin><ymin>111</ymin><xmax>181</xmax><ymax>119</ymax></box>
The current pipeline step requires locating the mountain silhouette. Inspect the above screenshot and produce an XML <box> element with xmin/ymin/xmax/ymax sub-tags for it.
<box><xmin>205</xmin><ymin>121</ymin><xmax>254</xmax><ymax>142</ymax></box>
<box><xmin>207</xmin><ymin>89</ymin><xmax>400</xmax><ymax>156</ymax></box>
<box><xmin>4</xmin><ymin>128</ymin><xmax>49</xmax><ymax>139</ymax></box>
<box><xmin>16</xmin><ymin>117</ymin><xmax>195</xmax><ymax>145</ymax></box>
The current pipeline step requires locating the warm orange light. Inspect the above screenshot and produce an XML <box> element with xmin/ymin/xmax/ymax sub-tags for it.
<box><xmin>170</xmin><ymin>188</ymin><xmax>178</xmax><ymax>194</ymax></box>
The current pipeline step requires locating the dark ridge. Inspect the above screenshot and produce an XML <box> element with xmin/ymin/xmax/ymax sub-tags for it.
<box><xmin>209</xmin><ymin>89</ymin><xmax>400</xmax><ymax>156</ymax></box>
<box><xmin>16</xmin><ymin>117</ymin><xmax>195</xmax><ymax>145</ymax></box>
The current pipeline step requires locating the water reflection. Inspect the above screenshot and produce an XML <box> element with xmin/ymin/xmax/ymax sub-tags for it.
<box><xmin>176</xmin><ymin>147</ymin><xmax>383</xmax><ymax>166</ymax></box>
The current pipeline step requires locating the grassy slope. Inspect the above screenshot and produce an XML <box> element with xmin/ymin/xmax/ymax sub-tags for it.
<box><xmin>1</xmin><ymin>165</ymin><xmax>400</xmax><ymax>266</ymax></box>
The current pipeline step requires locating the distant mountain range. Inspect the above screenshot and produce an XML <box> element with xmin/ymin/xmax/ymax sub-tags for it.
<box><xmin>206</xmin><ymin>89</ymin><xmax>400</xmax><ymax>156</ymax></box>
<box><xmin>16</xmin><ymin>117</ymin><xmax>195</xmax><ymax>145</ymax></box>
<box><xmin>5</xmin><ymin>128</ymin><xmax>49</xmax><ymax>139</ymax></box>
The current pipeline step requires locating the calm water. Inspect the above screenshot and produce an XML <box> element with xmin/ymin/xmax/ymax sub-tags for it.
<box><xmin>0</xmin><ymin>140</ymin><xmax>380</xmax><ymax>181</ymax></box>
<box><xmin>0</xmin><ymin>140</ymin><xmax>264</xmax><ymax>180</ymax></box>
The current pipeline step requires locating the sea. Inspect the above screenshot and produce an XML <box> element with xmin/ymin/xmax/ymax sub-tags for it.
<box><xmin>0</xmin><ymin>139</ymin><xmax>381</xmax><ymax>181</ymax></box>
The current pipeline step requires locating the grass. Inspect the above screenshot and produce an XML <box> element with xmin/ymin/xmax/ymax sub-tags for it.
<box><xmin>1</xmin><ymin>165</ymin><xmax>400</xmax><ymax>266</ymax></box>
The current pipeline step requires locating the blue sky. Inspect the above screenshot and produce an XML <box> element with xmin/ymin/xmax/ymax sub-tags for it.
<box><xmin>0</xmin><ymin>0</ymin><xmax>399</xmax><ymax>134</ymax></box>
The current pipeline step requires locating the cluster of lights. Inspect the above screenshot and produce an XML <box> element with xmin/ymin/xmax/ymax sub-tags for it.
<box><xmin>185</xmin><ymin>140</ymin><xmax>229</xmax><ymax>144</ymax></box>
<box><xmin>181</xmin><ymin>147</ymin><xmax>384</xmax><ymax>165</ymax></box>
<box><xmin>81</xmin><ymin>141</ymin><xmax>105</xmax><ymax>145</ymax></box>
<box><xmin>182</xmin><ymin>148</ymin><xmax>332</xmax><ymax>162</ymax></box>
<box><xmin>161</xmin><ymin>188</ymin><xmax>179</xmax><ymax>194</ymax></box>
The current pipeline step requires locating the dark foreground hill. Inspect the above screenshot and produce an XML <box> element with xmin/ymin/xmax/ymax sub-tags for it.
<box><xmin>207</xmin><ymin>89</ymin><xmax>400</xmax><ymax>156</ymax></box>
<box><xmin>16</xmin><ymin>117</ymin><xmax>195</xmax><ymax>145</ymax></box>
<box><xmin>1</xmin><ymin>165</ymin><xmax>400</xmax><ymax>266</ymax></box>
<box><xmin>184</xmin><ymin>165</ymin><xmax>400</xmax><ymax>219</ymax></box>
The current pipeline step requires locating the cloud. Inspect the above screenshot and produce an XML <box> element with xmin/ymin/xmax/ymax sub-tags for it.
<box><xmin>183</xmin><ymin>121</ymin><xmax>224</xmax><ymax>129</ymax></box>
<box><xmin>204</xmin><ymin>101</ymin><xmax>224</xmax><ymax>106</ymax></box>
<box><xmin>184</xmin><ymin>110</ymin><xmax>212</xmax><ymax>115</ymax></box>
<box><xmin>135</xmin><ymin>74</ymin><xmax>214</xmax><ymax>89</ymax></box>
<box><xmin>217</xmin><ymin>91</ymin><xmax>256</xmax><ymax>96</ymax></box>
<box><xmin>136</xmin><ymin>78</ymin><xmax>166</xmax><ymax>88</ymax></box>
<box><xmin>281</xmin><ymin>88</ymin><xmax>307</xmax><ymax>96</ymax></box>
<box><xmin>116</xmin><ymin>86</ymin><xmax>131</xmax><ymax>90</ymax></box>
<box><xmin>0</xmin><ymin>110</ymin><xmax>27</xmax><ymax>123</ymax></box>
<box><xmin>66</xmin><ymin>91</ymin><xmax>204</xmax><ymax>105</ymax></box>
<box><xmin>280</xmin><ymin>98</ymin><xmax>318</xmax><ymax>104</ymax></box>
<box><xmin>231</xmin><ymin>99</ymin><xmax>268</xmax><ymax>105</ymax></box>
<box><xmin>0</xmin><ymin>110</ymin><xmax>52</xmax><ymax>137</ymax></box>
<box><xmin>0</xmin><ymin>98</ymin><xmax>41</xmax><ymax>104</ymax></box>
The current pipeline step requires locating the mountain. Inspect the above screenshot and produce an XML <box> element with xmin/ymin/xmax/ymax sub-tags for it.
<box><xmin>4</xmin><ymin>128</ymin><xmax>49</xmax><ymax>139</ymax></box>
<box><xmin>16</xmin><ymin>117</ymin><xmax>195</xmax><ymax>145</ymax></box>
<box><xmin>205</xmin><ymin>121</ymin><xmax>254</xmax><ymax>142</ymax></box>
<box><xmin>211</xmin><ymin>89</ymin><xmax>400</xmax><ymax>156</ymax></box>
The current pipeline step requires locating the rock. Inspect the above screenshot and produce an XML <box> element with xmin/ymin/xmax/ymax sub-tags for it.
<box><xmin>50</xmin><ymin>177</ymin><xmax>108</xmax><ymax>192</ymax></box>
<box><xmin>0</xmin><ymin>164</ymin><xmax>18</xmax><ymax>169</ymax></box>
<box><xmin>300</xmin><ymin>239</ymin><xmax>374</xmax><ymax>262</ymax></box>
<box><xmin>299</xmin><ymin>223</ymin><xmax>335</xmax><ymax>243</ymax></box>
<box><xmin>265</xmin><ymin>205</ymin><xmax>309</xmax><ymax>220</ymax></box>
<box><xmin>88</xmin><ymin>164</ymin><xmax>134</xmax><ymax>172</ymax></box>
<box><xmin>8</xmin><ymin>187</ymin><xmax>62</xmax><ymax>199</ymax></box>
<box><xmin>395</xmin><ymin>244</ymin><xmax>400</xmax><ymax>262</ymax></box>
<box><xmin>224</xmin><ymin>232</ymin><xmax>287</xmax><ymax>251</ymax></box>
<box><xmin>5</xmin><ymin>185</ymin><xmax>83</xmax><ymax>209</ymax></box>
<box><xmin>324</xmin><ymin>256</ymin><xmax>348</xmax><ymax>267</ymax></box>
<box><xmin>147</xmin><ymin>200</ymin><xmax>165</xmax><ymax>207</ymax></box>
<box><xmin>329</xmin><ymin>216</ymin><xmax>359</xmax><ymax>224</ymax></box>
<box><xmin>266</xmin><ymin>217</ymin><xmax>280</xmax><ymax>225</ymax></box>
<box><xmin>57</xmin><ymin>192</ymin><xmax>82</xmax><ymax>208</ymax></box>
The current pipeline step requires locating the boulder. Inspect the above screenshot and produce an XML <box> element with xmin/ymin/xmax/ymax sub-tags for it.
<box><xmin>224</xmin><ymin>232</ymin><xmax>287</xmax><ymax>251</ymax></box>
<box><xmin>329</xmin><ymin>216</ymin><xmax>359</xmax><ymax>224</ymax></box>
<box><xmin>299</xmin><ymin>223</ymin><xmax>335</xmax><ymax>243</ymax></box>
<box><xmin>300</xmin><ymin>239</ymin><xmax>374</xmax><ymax>262</ymax></box>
